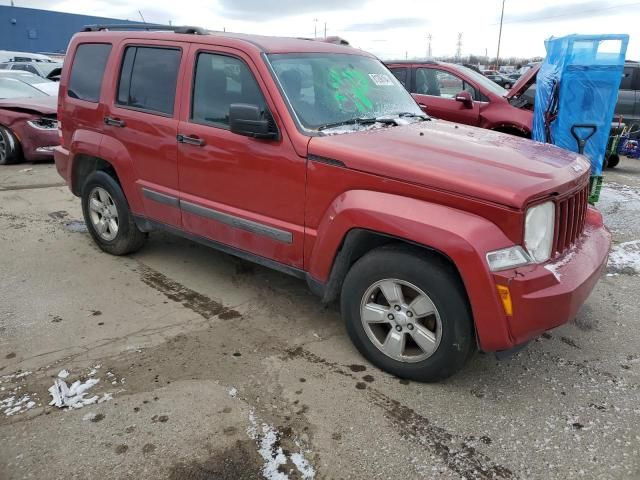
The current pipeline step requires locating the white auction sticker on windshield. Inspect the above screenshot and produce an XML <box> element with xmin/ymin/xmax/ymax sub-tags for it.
<box><xmin>368</xmin><ymin>73</ymin><xmax>394</xmax><ymax>86</ymax></box>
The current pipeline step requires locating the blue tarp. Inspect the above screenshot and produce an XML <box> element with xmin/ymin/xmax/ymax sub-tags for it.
<box><xmin>532</xmin><ymin>34</ymin><xmax>628</xmax><ymax>175</ymax></box>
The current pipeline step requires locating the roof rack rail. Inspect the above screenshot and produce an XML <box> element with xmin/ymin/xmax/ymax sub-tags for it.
<box><xmin>82</xmin><ymin>24</ymin><xmax>207</xmax><ymax>35</ymax></box>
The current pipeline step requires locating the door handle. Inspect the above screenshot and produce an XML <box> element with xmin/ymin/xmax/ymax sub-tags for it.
<box><xmin>104</xmin><ymin>116</ymin><xmax>126</xmax><ymax>128</ymax></box>
<box><xmin>177</xmin><ymin>134</ymin><xmax>205</xmax><ymax>146</ymax></box>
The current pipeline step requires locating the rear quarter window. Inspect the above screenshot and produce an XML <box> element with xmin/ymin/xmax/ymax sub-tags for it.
<box><xmin>68</xmin><ymin>43</ymin><xmax>112</xmax><ymax>102</ymax></box>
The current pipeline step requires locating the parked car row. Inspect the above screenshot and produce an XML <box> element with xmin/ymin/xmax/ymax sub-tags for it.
<box><xmin>387</xmin><ymin>59</ymin><xmax>640</xmax><ymax>149</ymax></box>
<box><xmin>387</xmin><ymin>60</ymin><xmax>534</xmax><ymax>136</ymax></box>
<box><xmin>0</xmin><ymin>60</ymin><xmax>64</xmax><ymax>81</ymax></box>
<box><xmin>0</xmin><ymin>75</ymin><xmax>58</xmax><ymax>165</ymax></box>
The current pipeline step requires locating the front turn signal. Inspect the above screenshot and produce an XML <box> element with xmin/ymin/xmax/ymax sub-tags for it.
<box><xmin>496</xmin><ymin>285</ymin><xmax>513</xmax><ymax>316</ymax></box>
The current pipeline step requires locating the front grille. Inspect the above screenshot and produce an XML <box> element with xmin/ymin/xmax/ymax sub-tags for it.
<box><xmin>552</xmin><ymin>184</ymin><xmax>589</xmax><ymax>255</ymax></box>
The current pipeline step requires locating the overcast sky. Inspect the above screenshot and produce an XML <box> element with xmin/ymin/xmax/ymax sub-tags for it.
<box><xmin>12</xmin><ymin>0</ymin><xmax>640</xmax><ymax>61</ymax></box>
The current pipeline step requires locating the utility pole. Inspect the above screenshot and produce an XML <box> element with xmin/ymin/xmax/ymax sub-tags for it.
<box><xmin>456</xmin><ymin>33</ymin><xmax>463</xmax><ymax>61</ymax></box>
<box><xmin>314</xmin><ymin>18</ymin><xmax>318</xmax><ymax>38</ymax></box>
<box><xmin>427</xmin><ymin>33</ymin><xmax>432</xmax><ymax>59</ymax></box>
<box><xmin>324</xmin><ymin>22</ymin><xmax>327</xmax><ymax>38</ymax></box>
<box><xmin>496</xmin><ymin>0</ymin><xmax>505</xmax><ymax>69</ymax></box>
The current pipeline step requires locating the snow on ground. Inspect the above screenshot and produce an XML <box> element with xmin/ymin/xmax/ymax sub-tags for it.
<box><xmin>246</xmin><ymin>409</ymin><xmax>316</xmax><ymax>480</ymax></box>
<box><xmin>599</xmin><ymin>183</ymin><xmax>640</xmax><ymax>237</ymax></box>
<box><xmin>1</xmin><ymin>394</ymin><xmax>37</xmax><ymax>416</ymax></box>
<box><xmin>48</xmin><ymin>369</ymin><xmax>112</xmax><ymax>409</ymax></box>
<box><xmin>608</xmin><ymin>240</ymin><xmax>640</xmax><ymax>275</ymax></box>
<box><xmin>0</xmin><ymin>370</ymin><xmax>40</xmax><ymax>416</ymax></box>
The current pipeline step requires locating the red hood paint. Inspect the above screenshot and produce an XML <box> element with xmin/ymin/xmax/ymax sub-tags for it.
<box><xmin>506</xmin><ymin>64</ymin><xmax>541</xmax><ymax>99</ymax></box>
<box><xmin>0</xmin><ymin>95</ymin><xmax>58</xmax><ymax>115</ymax></box>
<box><xmin>308</xmin><ymin>120</ymin><xmax>590</xmax><ymax>208</ymax></box>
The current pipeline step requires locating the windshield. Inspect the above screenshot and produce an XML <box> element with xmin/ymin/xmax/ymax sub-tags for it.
<box><xmin>452</xmin><ymin>65</ymin><xmax>508</xmax><ymax>97</ymax></box>
<box><xmin>0</xmin><ymin>77</ymin><xmax>48</xmax><ymax>99</ymax></box>
<box><xmin>268</xmin><ymin>53</ymin><xmax>423</xmax><ymax>130</ymax></box>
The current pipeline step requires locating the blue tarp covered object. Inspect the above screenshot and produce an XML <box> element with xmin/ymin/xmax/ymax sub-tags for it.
<box><xmin>532</xmin><ymin>34</ymin><xmax>629</xmax><ymax>175</ymax></box>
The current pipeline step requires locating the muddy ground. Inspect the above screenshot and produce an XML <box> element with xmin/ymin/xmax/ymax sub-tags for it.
<box><xmin>1</xmin><ymin>159</ymin><xmax>639</xmax><ymax>480</ymax></box>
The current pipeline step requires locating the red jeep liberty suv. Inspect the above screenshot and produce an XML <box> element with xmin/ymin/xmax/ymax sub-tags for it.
<box><xmin>54</xmin><ymin>25</ymin><xmax>610</xmax><ymax>381</ymax></box>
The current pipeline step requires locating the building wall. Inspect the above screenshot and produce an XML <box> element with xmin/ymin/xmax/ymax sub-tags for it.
<box><xmin>0</xmin><ymin>6</ymin><xmax>137</xmax><ymax>54</ymax></box>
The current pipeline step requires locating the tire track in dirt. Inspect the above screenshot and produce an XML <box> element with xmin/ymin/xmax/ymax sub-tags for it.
<box><xmin>137</xmin><ymin>263</ymin><xmax>242</xmax><ymax>320</ymax></box>
<box><xmin>285</xmin><ymin>347</ymin><xmax>516</xmax><ymax>480</ymax></box>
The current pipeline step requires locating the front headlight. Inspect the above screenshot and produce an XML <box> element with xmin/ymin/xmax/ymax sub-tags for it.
<box><xmin>27</xmin><ymin>117</ymin><xmax>59</xmax><ymax>130</ymax></box>
<box><xmin>525</xmin><ymin>201</ymin><xmax>555</xmax><ymax>263</ymax></box>
<box><xmin>486</xmin><ymin>246</ymin><xmax>532</xmax><ymax>271</ymax></box>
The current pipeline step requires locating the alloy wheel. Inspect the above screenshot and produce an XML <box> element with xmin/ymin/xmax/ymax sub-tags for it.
<box><xmin>88</xmin><ymin>187</ymin><xmax>119</xmax><ymax>241</ymax></box>
<box><xmin>360</xmin><ymin>279</ymin><xmax>442</xmax><ymax>363</ymax></box>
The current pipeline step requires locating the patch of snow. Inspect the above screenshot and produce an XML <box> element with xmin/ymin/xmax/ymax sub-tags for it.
<box><xmin>544</xmin><ymin>250</ymin><xmax>577</xmax><ymax>281</ymax></box>
<box><xmin>608</xmin><ymin>240</ymin><xmax>640</xmax><ymax>275</ymax></box>
<box><xmin>246</xmin><ymin>410</ymin><xmax>315</xmax><ymax>480</ymax></box>
<box><xmin>98</xmin><ymin>393</ymin><xmax>113</xmax><ymax>403</ymax></box>
<box><xmin>291</xmin><ymin>451</ymin><xmax>316</xmax><ymax>480</ymax></box>
<box><xmin>48</xmin><ymin>377</ymin><xmax>102</xmax><ymax>409</ymax></box>
<box><xmin>258</xmin><ymin>424</ymin><xmax>289</xmax><ymax>480</ymax></box>
<box><xmin>1</xmin><ymin>394</ymin><xmax>37</xmax><ymax>416</ymax></box>
<box><xmin>228</xmin><ymin>387</ymin><xmax>238</xmax><ymax>398</ymax></box>
<box><xmin>58</xmin><ymin>369</ymin><xmax>70</xmax><ymax>379</ymax></box>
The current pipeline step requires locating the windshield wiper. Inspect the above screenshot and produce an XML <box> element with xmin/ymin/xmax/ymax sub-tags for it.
<box><xmin>397</xmin><ymin>112</ymin><xmax>430</xmax><ymax>120</ymax></box>
<box><xmin>317</xmin><ymin>117</ymin><xmax>398</xmax><ymax>132</ymax></box>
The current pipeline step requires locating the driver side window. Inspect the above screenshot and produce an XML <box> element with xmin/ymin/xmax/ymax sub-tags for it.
<box><xmin>415</xmin><ymin>68</ymin><xmax>478</xmax><ymax>100</ymax></box>
<box><xmin>191</xmin><ymin>53</ymin><xmax>267</xmax><ymax>128</ymax></box>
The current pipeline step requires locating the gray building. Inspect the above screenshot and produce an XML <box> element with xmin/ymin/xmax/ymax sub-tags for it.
<box><xmin>0</xmin><ymin>5</ymin><xmax>138</xmax><ymax>54</ymax></box>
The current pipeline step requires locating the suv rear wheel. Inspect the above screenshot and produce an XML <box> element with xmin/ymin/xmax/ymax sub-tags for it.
<box><xmin>81</xmin><ymin>170</ymin><xmax>147</xmax><ymax>255</ymax></box>
<box><xmin>341</xmin><ymin>246</ymin><xmax>475</xmax><ymax>382</ymax></box>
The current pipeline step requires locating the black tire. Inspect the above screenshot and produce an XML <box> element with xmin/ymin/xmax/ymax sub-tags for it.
<box><xmin>341</xmin><ymin>245</ymin><xmax>475</xmax><ymax>382</ymax></box>
<box><xmin>606</xmin><ymin>154</ymin><xmax>620</xmax><ymax>169</ymax></box>
<box><xmin>81</xmin><ymin>170</ymin><xmax>147</xmax><ymax>255</ymax></box>
<box><xmin>0</xmin><ymin>125</ymin><xmax>22</xmax><ymax>165</ymax></box>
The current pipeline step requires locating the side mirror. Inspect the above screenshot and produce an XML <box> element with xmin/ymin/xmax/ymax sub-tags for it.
<box><xmin>229</xmin><ymin>103</ymin><xmax>277</xmax><ymax>139</ymax></box>
<box><xmin>454</xmin><ymin>90</ymin><xmax>473</xmax><ymax>108</ymax></box>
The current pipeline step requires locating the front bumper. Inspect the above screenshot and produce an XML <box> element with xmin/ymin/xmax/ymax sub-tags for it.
<box><xmin>492</xmin><ymin>207</ymin><xmax>610</xmax><ymax>348</ymax></box>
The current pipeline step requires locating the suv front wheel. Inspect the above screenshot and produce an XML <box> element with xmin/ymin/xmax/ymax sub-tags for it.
<box><xmin>341</xmin><ymin>246</ymin><xmax>475</xmax><ymax>382</ymax></box>
<box><xmin>81</xmin><ymin>170</ymin><xmax>147</xmax><ymax>255</ymax></box>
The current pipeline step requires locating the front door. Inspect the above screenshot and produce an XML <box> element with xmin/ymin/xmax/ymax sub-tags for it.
<box><xmin>176</xmin><ymin>45</ymin><xmax>306</xmax><ymax>268</ymax></box>
<box><xmin>412</xmin><ymin>67</ymin><xmax>480</xmax><ymax>126</ymax></box>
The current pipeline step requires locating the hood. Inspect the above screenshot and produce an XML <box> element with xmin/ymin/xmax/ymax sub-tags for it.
<box><xmin>308</xmin><ymin>120</ymin><xmax>590</xmax><ymax>208</ymax></box>
<box><xmin>505</xmin><ymin>63</ymin><xmax>540</xmax><ymax>99</ymax></box>
<box><xmin>0</xmin><ymin>95</ymin><xmax>58</xmax><ymax>115</ymax></box>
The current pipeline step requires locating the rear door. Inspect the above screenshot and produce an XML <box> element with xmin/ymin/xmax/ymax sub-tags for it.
<box><xmin>412</xmin><ymin>67</ymin><xmax>480</xmax><ymax>125</ymax></box>
<box><xmin>176</xmin><ymin>44</ymin><xmax>306</xmax><ymax>268</ymax></box>
<box><xmin>101</xmin><ymin>40</ymin><xmax>184</xmax><ymax>228</ymax></box>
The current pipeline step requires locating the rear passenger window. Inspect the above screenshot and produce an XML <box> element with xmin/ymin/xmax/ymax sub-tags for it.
<box><xmin>68</xmin><ymin>43</ymin><xmax>112</xmax><ymax>102</ymax></box>
<box><xmin>117</xmin><ymin>46</ymin><xmax>181</xmax><ymax>115</ymax></box>
<box><xmin>191</xmin><ymin>53</ymin><xmax>267</xmax><ymax>127</ymax></box>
